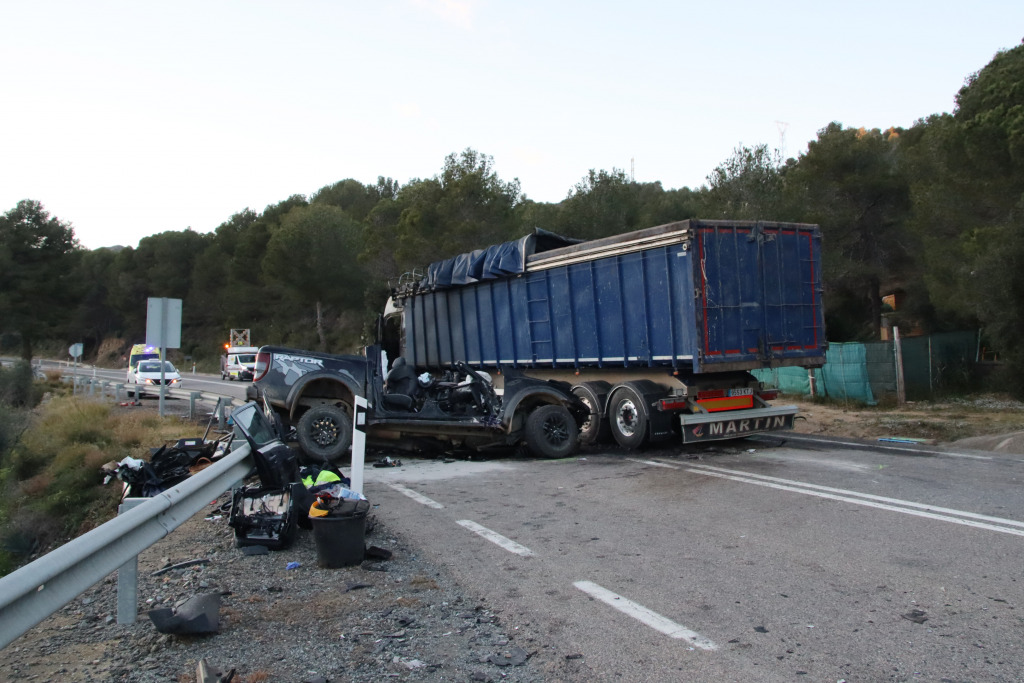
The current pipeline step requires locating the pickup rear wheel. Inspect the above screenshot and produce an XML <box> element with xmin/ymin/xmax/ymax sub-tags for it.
<box><xmin>608</xmin><ymin>387</ymin><xmax>647</xmax><ymax>450</ymax></box>
<box><xmin>297</xmin><ymin>404</ymin><xmax>352</xmax><ymax>464</ymax></box>
<box><xmin>524</xmin><ymin>404</ymin><xmax>579</xmax><ymax>459</ymax></box>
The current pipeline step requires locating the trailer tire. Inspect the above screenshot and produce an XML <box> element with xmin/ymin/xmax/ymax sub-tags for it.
<box><xmin>572</xmin><ymin>382</ymin><xmax>611</xmax><ymax>444</ymax></box>
<box><xmin>524</xmin><ymin>404</ymin><xmax>579</xmax><ymax>459</ymax></box>
<box><xmin>608</xmin><ymin>387</ymin><xmax>647</xmax><ymax>450</ymax></box>
<box><xmin>296</xmin><ymin>404</ymin><xmax>352</xmax><ymax>464</ymax></box>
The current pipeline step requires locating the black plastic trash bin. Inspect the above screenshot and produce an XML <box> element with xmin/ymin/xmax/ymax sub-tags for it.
<box><xmin>310</xmin><ymin>498</ymin><xmax>370</xmax><ymax>568</ymax></box>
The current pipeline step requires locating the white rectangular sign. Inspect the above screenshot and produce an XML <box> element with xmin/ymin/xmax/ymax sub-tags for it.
<box><xmin>146</xmin><ymin>298</ymin><xmax>182</xmax><ymax>349</ymax></box>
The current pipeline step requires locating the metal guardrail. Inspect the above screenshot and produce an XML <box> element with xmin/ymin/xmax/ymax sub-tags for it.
<box><xmin>0</xmin><ymin>441</ymin><xmax>254</xmax><ymax>650</ymax></box>
<box><xmin>69</xmin><ymin>376</ymin><xmax>239</xmax><ymax>424</ymax></box>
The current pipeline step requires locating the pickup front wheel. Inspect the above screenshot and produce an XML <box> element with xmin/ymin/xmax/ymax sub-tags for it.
<box><xmin>297</xmin><ymin>404</ymin><xmax>352</xmax><ymax>464</ymax></box>
<box><xmin>524</xmin><ymin>404</ymin><xmax>579</xmax><ymax>459</ymax></box>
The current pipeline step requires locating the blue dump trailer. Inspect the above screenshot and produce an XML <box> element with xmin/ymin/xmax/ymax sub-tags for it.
<box><xmin>383</xmin><ymin>219</ymin><xmax>827</xmax><ymax>448</ymax></box>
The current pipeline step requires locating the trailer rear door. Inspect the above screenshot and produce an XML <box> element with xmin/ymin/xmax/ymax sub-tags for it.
<box><xmin>695</xmin><ymin>223</ymin><xmax>824</xmax><ymax>369</ymax></box>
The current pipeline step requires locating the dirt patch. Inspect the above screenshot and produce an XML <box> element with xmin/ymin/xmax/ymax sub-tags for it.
<box><xmin>95</xmin><ymin>337</ymin><xmax>129</xmax><ymax>369</ymax></box>
<box><xmin>787</xmin><ymin>394</ymin><xmax>1024</xmax><ymax>451</ymax></box>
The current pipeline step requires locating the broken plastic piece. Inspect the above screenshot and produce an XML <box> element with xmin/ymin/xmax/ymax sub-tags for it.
<box><xmin>286</xmin><ymin>561</ymin><xmax>301</xmax><ymax>570</ymax></box>
<box><xmin>147</xmin><ymin>593</ymin><xmax>221</xmax><ymax>634</ymax></box>
<box><xmin>373</xmin><ymin>456</ymin><xmax>402</xmax><ymax>468</ymax></box>
<box><xmin>365</xmin><ymin>545</ymin><xmax>393</xmax><ymax>561</ymax></box>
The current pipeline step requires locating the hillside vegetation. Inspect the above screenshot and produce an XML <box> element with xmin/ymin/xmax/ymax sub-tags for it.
<box><xmin>0</xmin><ymin>363</ymin><xmax>201</xmax><ymax>576</ymax></box>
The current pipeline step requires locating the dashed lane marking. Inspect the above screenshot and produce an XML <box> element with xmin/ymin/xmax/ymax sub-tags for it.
<box><xmin>387</xmin><ymin>483</ymin><xmax>443</xmax><ymax>509</ymax></box>
<box><xmin>456</xmin><ymin>520</ymin><xmax>535</xmax><ymax>557</ymax></box>
<box><xmin>573</xmin><ymin>580</ymin><xmax>718</xmax><ymax>650</ymax></box>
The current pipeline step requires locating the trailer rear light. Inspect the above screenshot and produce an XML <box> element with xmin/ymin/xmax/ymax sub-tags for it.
<box><xmin>658</xmin><ymin>398</ymin><xmax>689</xmax><ymax>411</ymax></box>
<box><xmin>758</xmin><ymin>389</ymin><xmax>779</xmax><ymax>401</ymax></box>
<box><xmin>695</xmin><ymin>395</ymin><xmax>754</xmax><ymax>412</ymax></box>
<box><xmin>253</xmin><ymin>352</ymin><xmax>271</xmax><ymax>382</ymax></box>
<box><xmin>696</xmin><ymin>389</ymin><xmax>726</xmax><ymax>400</ymax></box>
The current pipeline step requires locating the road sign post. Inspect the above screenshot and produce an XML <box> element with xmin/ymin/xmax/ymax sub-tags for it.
<box><xmin>69</xmin><ymin>343</ymin><xmax>83</xmax><ymax>394</ymax></box>
<box><xmin>146</xmin><ymin>298</ymin><xmax>182</xmax><ymax>417</ymax></box>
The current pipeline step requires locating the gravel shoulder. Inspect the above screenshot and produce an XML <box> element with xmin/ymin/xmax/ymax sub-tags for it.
<box><xmin>1</xmin><ymin>490</ymin><xmax>587</xmax><ymax>683</ymax></box>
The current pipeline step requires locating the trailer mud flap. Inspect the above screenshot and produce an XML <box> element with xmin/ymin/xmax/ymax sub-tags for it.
<box><xmin>679</xmin><ymin>405</ymin><xmax>798</xmax><ymax>443</ymax></box>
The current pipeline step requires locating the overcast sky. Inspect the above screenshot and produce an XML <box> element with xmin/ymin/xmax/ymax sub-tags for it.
<box><xmin>2</xmin><ymin>1</ymin><xmax>1022</xmax><ymax>250</ymax></box>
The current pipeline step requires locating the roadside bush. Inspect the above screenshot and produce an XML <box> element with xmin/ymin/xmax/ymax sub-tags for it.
<box><xmin>0</xmin><ymin>403</ymin><xmax>28</xmax><ymax>463</ymax></box>
<box><xmin>0</xmin><ymin>361</ymin><xmax>37</xmax><ymax>408</ymax></box>
<box><xmin>0</xmin><ymin>396</ymin><xmax>197</xmax><ymax>576</ymax></box>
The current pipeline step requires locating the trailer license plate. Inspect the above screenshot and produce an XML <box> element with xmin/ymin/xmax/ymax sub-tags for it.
<box><xmin>729</xmin><ymin>388</ymin><xmax>753</xmax><ymax>396</ymax></box>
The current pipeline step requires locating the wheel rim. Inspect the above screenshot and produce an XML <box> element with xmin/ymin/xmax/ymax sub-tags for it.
<box><xmin>577</xmin><ymin>395</ymin><xmax>596</xmax><ymax>433</ymax></box>
<box><xmin>311</xmin><ymin>415</ymin><xmax>339</xmax><ymax>447</ymax></box>
<box><xmin>615</xmin><ymin>399</ymin><xmax>638</xmax><ymax>437</ymax></box>
<box><xmin>543</xmin><ymin>413</ymin><xmax>570</xmax><ymax>446</ymax></box>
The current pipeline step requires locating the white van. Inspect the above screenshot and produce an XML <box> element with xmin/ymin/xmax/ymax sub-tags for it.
<box><xmin>221</xmin><ymin>346</ymin><xmax>259</xmax><ymax>381</ymax></box>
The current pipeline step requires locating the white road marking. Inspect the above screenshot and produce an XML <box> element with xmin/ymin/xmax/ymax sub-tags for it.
<box><xmin>791</xmin><ymin>436</ymin><xmax>992</xmax><ymax>460</ymax></box>
<box><xmin>627</xmin><ymin>458</ymin><xmax>1024</xmax><ymax>537</ymax></box>
<box><xmin>573</xmin><ymin>581</ymin><xmax>717</xmax><ymax>650</ymax></box>
<box><xmin>387</xmin><ymin>483</ymin><xmax>443</xmax><ymax>509</ymax></box>
<box><xmin>456</xmin><ymin>520</ymin><xmax>535</xmax><ymax>557</ymax></box>
<box><xmin>643</xmin><ymin>458</ymin><xmax>1024</xmax><ymax>540</ymax></box>
<box><xmin>687</xmin><ymin>463</ymin><xmax>1024</xmax><ymax>529</ymax></box>
<box><xmin>630</xmin><ymin>459</ymin><xmax>677</xmax><ymax>468</ymax></box>
<box><xmin>993</xmin><ymin>432</ymin><xmax>1024</xmax><ymax>451</ymax></box>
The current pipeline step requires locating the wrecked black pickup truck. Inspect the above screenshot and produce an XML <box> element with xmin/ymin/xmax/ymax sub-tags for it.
<box><xmin>245</xmin><ymin>344</ymin><xmax>587</xmax><ymax>463</ymax></box>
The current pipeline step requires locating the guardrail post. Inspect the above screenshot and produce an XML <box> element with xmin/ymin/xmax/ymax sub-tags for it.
<box><xmin>116</xmin><ymin>497</ymin><xmax>148</xmax><ymax>624</ymax></box>
<box><xmin>218</xmin><ymin>399</ymin><xmax>228</xmax><ymax>431</ymax></box>
<box><xmin>189</xmin><ymin>392</ymin><xmax>201</xmax><ymax>420</ymax></box>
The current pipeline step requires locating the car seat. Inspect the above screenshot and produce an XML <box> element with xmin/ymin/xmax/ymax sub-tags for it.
<box><xmin>382</xmin><ymin>357</ymin><xmax>419</xmax><ymax>410</ymax></box>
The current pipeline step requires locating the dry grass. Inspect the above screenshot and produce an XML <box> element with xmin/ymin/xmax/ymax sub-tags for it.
<box><xmin>790</xmin><ymin>394</ymin><xmax>1024</xmax><ymax>443</ymax></box>
<box><xmin>1</xmin><ymin>395</ymin><xmax>209</xmax><ymax>575</ymax></box>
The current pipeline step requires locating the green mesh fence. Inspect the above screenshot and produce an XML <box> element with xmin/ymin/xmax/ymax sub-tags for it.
<box><xmin>863</xmin><ymin>341</ymin><xmax>898</xmax><ymax>400</ymax></box>
<box><xmin>753</xmin><ymin>342</ymin><xmax>876</xmax><ymax>404</ymax></box>
<box><xmin>900</xmin><ymin>331</ymin><xmax>979</xmax><ymax>399</ymax></box>
<box><xmin>753</xmin><ymin>366</ymin><xmax>811</xmax><ymax>395</ymax></box>
<box><xmin>753</xmin><ymin>331</ymin><xmax>980</xmax><ymax>405</ymax></box>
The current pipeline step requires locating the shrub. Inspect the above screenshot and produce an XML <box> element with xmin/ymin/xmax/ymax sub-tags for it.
<box><xmin>0</xmin><ymin>361</ymin><xmax>36</xmax><ymax>408</ymax></box>
<box><xmin>0</xmin><ymin>396</ymin><xmax>199</xmax><ymax>576</ymax></box>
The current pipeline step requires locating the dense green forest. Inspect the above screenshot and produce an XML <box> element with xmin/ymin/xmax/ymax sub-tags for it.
<box><xmin>3</xmin><ymin>43</ymin><xmax>1023</xmax><ymax>388</ymax></box>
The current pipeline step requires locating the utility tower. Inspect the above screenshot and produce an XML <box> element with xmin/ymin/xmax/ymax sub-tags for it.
<box><xmin>775</xmin><ymin>121</ymin><xmax>789</xmax><ymax>159</ymax></box>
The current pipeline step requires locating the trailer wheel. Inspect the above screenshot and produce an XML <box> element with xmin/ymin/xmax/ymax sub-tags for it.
<box><xmin>572</xmin><ymin>382</ymin><xmax>611</xmax><ymax>444</ymax></box>
<box><xmin>296</xmin><ymin>404</ymin><xmax>352</xmax><ymax>464</ymax></box>
<box><xmin>608</xmin><ymin>387</ymin><xmax>647</xmax><ymax>449</ymax></box>
<box><xmin>524</xmin><ymin>404</ymin><xmax>579</xmax><ymax>459</ymax></box>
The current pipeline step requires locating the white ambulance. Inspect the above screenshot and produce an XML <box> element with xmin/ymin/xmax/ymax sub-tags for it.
<box><xmin>221</xmin><ymin>346</ymin><xmax>259</xmax><ymax>381</ymax></box>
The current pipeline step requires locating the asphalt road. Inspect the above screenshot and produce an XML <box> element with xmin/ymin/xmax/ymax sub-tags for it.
<box><xmin>362</xmin><ymin>439</ymin><xmax>1024</xmax><ymax>682</ymax></box>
